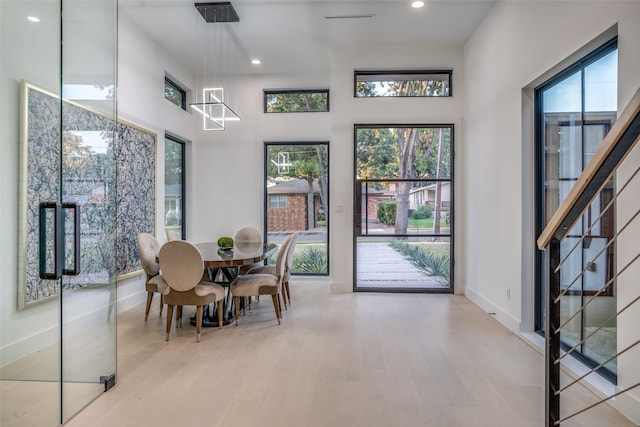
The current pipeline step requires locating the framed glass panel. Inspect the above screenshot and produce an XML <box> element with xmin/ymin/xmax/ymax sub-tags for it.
<box><xmin>165</xmin><ymin>77</ymin><xmax>186</xmax><ymax>110</ymax></box>
<box><xmin>535</xmin><ymin>38</ymin><xmax>617</xmax><ymax>380</ymax></box>
<box><xmin>264</xmin><ymin>142</ymin><xmax>329</xmax><ymax>275</ymax></box>
<box><xmin>354</xmin><ymin>124</ymin><xmax>453</xmax><ymax>292</ymax></box>
<box><xmin>264</xmin><ymin>89</ymin><xmax>329</xmax><ymax>113</ymax></box>
<box><xmin>164</xmin><ymin>135</ymin><xmax>185</xmax><ymax>239</ymax></box>
<box><xmin>354</xmin><ymin>69</ymin><xmax>452</xmax><ymax>97</ymax></box>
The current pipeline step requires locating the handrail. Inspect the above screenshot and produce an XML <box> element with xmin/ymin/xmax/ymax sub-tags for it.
<box><xmin>537</xmin><ymin>87</ymin><xmax>640</xmax><ymax>250</ymax></box>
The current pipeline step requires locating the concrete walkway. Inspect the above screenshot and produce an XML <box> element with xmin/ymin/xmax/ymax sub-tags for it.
<box><xmin>356</xmin><ymin>241</ymin><xmax>448</xmax><ymax>289</ymax></box>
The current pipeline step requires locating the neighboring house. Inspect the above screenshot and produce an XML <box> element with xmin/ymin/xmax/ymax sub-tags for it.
<box><xmin>409</xmin><ymin>182</ymin><xmax>451</xmax><ymax>214</ymax></box>
<box><xmin>164</xmin><ymin>183</ymin><xmax>182</xmax><ymax>225</ymax></box>
<box><xmin>267</xmin><ymin>178</ymin><xmax>322</xmax><ymax>232</ymax></box>
<box><xmin>360</xmin><ymin>185</ymin><xmax>393</xmax><ymax>220</ymax></box>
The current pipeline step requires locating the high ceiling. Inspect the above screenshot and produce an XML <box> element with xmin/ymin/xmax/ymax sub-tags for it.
<box><xmin>120</xmin><ymin>0</ymin><xmax>496</xmax><ymax>76</ymax></box>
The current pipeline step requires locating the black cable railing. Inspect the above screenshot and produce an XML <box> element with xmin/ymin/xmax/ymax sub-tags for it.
<box><xmin>537</xmin><ymin>87</ymin><xmax>640</xmax><ymax>426</ymax></box>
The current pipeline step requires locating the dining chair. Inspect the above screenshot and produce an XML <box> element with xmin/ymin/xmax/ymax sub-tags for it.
<box><xmin>157</xmin><ymin>240</ymin><xmax>226</xmax><ymax>342</ymax></box>
<box><xmin>234</xmin><ymin>226</ymin><xmax>262</xmax><ymax>276</ymax></box>
<box><xmin>136</xmin><ymin>233</ymin><xmax>168</xmax><ymax>321</ymax></box>
<box><xmin>230</xmin><ymin>233</ymin><xmax>292</xmax><ymax>326</ymax></box>
<box><xmin>247</xmin><ymin>232</ymin><xmax>298</xmax><ymax>308</ymax></box>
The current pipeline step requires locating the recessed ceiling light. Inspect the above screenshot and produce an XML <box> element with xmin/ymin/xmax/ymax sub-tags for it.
<box><xmin>411</xmin><ymin>1</ymin><xmax>425</xmax><ymax>8</ymax></box>
<box><xmin>251</xmin><ymin>59</ymin><xmax>262</xmax><ymax>65</ymax></box>
<box><xmin>27</xmin><ymin>16</ymin><xmax>40</xmax><ymax>23</ymax></box>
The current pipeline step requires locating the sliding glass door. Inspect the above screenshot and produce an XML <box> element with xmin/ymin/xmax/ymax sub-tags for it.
<box><xmin>354</xmin><ymin>125</ymin><xmax>453</xmax><ymax>292</ymax></box>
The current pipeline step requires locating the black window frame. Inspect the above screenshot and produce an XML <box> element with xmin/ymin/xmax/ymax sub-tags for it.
<box><xmin>263</xmin><ymin>141</ymin><xmax>330</xmax><ymax>277</ymax></box>
<box><xmin>164</xmin><ymin>133</ymin><xmax>187</xmax><ymax>239</ymax></box>
<box><xmin>263</xmin><ymin>89</ymin><xmax>330</xmax><ymax>113</ymax></box>
<box><xmin>354</xmin><ymin>69</ymin><xmax>453</xmax><ymax>98</ymax></box>
<box><xmin>534</xmin><ymin>37</ymin><xmax>618</xmax><ymax>383</ymax></box>
<box><xmin>164</xmin><ymin>76</ymin><xmax>186</xmax><ymax>110</ymax></box>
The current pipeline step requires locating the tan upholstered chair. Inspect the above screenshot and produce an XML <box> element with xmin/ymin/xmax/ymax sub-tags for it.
<box><xmin>166</xmin><ymin>229</ymin><xmax>182</xmax><ymax>241</ymax></box>
<box><xmin>230</xmin><ymin>233</ymin><xmax>292</xmax><ymax>326</ymax></box>
<box><xmin>157</xmin><ymin>240</ymin><xmax>226</xmax><ymax>342</ymax></box>
<box><xmin>136</xmin><ymin>233</ymin><xmax>168</xmax><ymax>321</ymax></box>
<box><xmin>234</xmin><ymin>226</ymin><xmax>262</xmax><ymax>276</ymax></box>
<box><xmin>247</xmin><ymin>232</ymin><xmax>298</xmax><ymax>308</ymax></box>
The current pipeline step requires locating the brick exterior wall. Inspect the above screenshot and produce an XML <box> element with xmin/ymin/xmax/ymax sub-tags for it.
<box><xmin>267</xmin><ymin>194</ymin><xmax>308</xmax><ymax>232</ymax></box>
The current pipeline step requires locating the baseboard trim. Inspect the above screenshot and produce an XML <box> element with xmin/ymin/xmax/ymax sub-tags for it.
<box><xmin>464</xmin><ymin>286</ymin><xmax>521</xmax><ymax>333</ymax></box>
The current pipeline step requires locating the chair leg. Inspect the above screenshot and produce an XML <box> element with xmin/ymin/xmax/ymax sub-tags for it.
<box><xmin>233</xmin><ymin>296</ymin><xmax>240</xmax><ymax>326</ymax></box>
<box><xmin>165</xmin><ymin>305</ymin><xmax>174</xmax><ymax>341</ymax></box>
<box><xmin>279</xmin><ymin>293</ymin><xmax>286</xmax><ymax>311</ymax></box>
<box><xmin>176</xmin><ymin>305</ymin><xmax>183</xmax><ymax>328</ymax></box>
<box><xmin>271</xmin><ymin>294</ymin><xmax>281</xmax><ymax>325</ymax></box>
<box><xmin>145</xmin><ymin>292</ymin><xmax>153</xmax><ymax>321</ymax></box>
<box><xmin>195</xmin><ymin>305</ymin><xmax>203</xmax><ymax>342</ymax></box>
<box><xmin>217</xmin><ymin>299</ymin><xmax>224</xmax><ymax>329</ymax></box>
<box><xmin>284</xmin><ymin>280</ymin><xmax>291</xmax><ymax>305</ymax></box>
<box><xmin>159</xmin><ymin>294</ymin><xmax>164</xmax><ymax>317</ymax></box>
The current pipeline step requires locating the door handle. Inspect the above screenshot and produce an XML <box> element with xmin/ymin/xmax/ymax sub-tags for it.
<box><xmin>63</xmin><ymin>202</ymin><xmax>81</xmax><ymax>276</ymax></box>
<box><xmin>39</xmin><ymin>201</ymin><xmax>63</xmax><ymax>280</ymax></box>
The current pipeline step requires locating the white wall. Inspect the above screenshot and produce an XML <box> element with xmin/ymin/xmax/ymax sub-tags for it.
<box><xmin>187</xmin><ymin>44</ymin><xmax>465</xmax><ymax>292</ymax></box>
<box><xmin>115</xmin><ymin>11</ymin><xmax>202</xmax><ymax>310</ymax></box>
<box><xmin>463</xmin><ymin>0</ymin><xmax>640</xmax><ymax>421</ymax></box>
<box><xmin>188</xmin><ymin>72</ymin><xmax>331</xmax><ymax>243</ymax></box>
<box><xmin>328</xmin><ymin>44</ymin><xmax>465</xmax><ymax>292</ymax></box>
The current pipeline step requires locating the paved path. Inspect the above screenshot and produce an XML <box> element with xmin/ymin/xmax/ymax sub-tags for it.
<box><xmin>356</xmin><ymin>241</ymin><xmax>448</xmax><ymax>289</ymax></box>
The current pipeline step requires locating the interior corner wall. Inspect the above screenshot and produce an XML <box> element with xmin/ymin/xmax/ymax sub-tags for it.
<box><xmin>463</xmin><ymin>1</ymin><xmax>640</xmax><ymax>421</ymax></box>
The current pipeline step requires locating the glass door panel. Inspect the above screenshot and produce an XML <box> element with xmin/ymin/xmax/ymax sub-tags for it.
<box><xmin>354</xmin><ymin>125</ymin><xmax>453</xmax><ymax>292</ymax></box>
<box><xmin>1</xmin><ymin>2</ymin><xmax>63</xmax><ymax>425</ymax></box>
<box><xmin>60</xmin><ymin>0</ymin><xmax>117</xmax><ymax>421</ymax></box>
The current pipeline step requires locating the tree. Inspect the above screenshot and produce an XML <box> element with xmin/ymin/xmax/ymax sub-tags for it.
<box><xmin>266</xmin><ymin>92</ymin><xmax>328</xmax><ymax>113</ymax></box>
<box><xmin>267</xmin><ymin>144</ymin><xmax>329</xmax><ymax>230</ymax></box>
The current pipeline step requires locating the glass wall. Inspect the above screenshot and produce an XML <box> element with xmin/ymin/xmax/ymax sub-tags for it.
<box><xmin>1</xmin><ymin>1</ymin><xmax>118</xmax><ymax>425</ymax></box>
<box><xmin>536</xmin><ymin>39</ymin><xmax>618</xmax><ymax>378</ymax></box>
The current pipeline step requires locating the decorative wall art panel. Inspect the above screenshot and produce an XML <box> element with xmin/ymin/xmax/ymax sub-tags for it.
<box><xmin>18</xmin><ymin>81</ymin><xmax>156</xmax><ymax>309</ymax></box>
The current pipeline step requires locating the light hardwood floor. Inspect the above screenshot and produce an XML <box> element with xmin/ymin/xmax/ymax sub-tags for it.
<box><xmin>59</xmin><ymin>281</ymin><xmax>634</xmax><ymax>427</ymax></box>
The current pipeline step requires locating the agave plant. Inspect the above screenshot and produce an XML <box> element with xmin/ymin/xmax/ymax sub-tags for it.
<box><xmin>389</xmin><ymin>240</ymin><xmax>450</xmax><ymax>285</ymax></box>
<box><xmin>292</xmin><ymin>246</ymin><xmax>327</xmax><ymax>273</ymax></box>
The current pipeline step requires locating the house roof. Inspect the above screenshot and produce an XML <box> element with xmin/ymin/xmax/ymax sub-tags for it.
<box><xmin>267</xmin><ymin>178</ymin><xmax>321</xmax><ymax>195</ymax></box>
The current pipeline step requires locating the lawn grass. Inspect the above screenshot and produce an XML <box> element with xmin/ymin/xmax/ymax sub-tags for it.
<box><xmin>407</xmin><ymin>218</ymin><xmax>449</xmax><ymax>229</ymax></box>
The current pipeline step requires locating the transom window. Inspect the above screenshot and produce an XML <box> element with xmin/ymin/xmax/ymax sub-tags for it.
<box><xmin>164</xmin><ymin>76</ymin><xmax>186</xmax><ymax>110</ymax></box>
<box><xmin>264</xmin><ymin>89</ymin><xmax>329</xmax><ymax>113</ymax></box>
<box><xmin>354</xmin><ymin>69</ymin><xmax>452</xmax><ymax>97</ymax></box>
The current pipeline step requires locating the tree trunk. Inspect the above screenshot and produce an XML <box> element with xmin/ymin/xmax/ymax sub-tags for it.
<box><xmin>306</xmin><ymin>179</ymin><xmax>314</xmax><ymax>230</ymax></box>
<box><xmin>433</xmin><ymin>128</ymin><xmax>444</xmax><ymax>236</ymax></box>
<box><xmin>395</xmin><ymin>127</ymin><xmax>418</xmax><ymax>234</ymax></box>
<box><xmin>316</xmin><ymin>146</ymin><xmax>328</xmax><ymax>221</ymax></box>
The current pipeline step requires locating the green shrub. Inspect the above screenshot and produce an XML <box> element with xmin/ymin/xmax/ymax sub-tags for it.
<box><xmin>377</xmin><ymin>201</ymin><xmax>397</xmax><ymax>226</ymax></box>
<box><xmin>389</xmin><ymin>240</ymin><xmax>450</xmax><ymax>285</ymax></box>
<box><xmin>292</xmin><ymin>247</ymin><xmax>327</xmax><ymax>273</ymax></box>
<box><xmin>411</xmin><ymin>204</ymin><xmax>433</xmax><ymax>220</ymax></box>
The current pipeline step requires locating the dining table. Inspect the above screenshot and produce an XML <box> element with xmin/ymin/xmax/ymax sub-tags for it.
<box><xmin>191</xmin><ymin>241</ymin><xmax>277</xmax><ymax>327</ymax></box>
